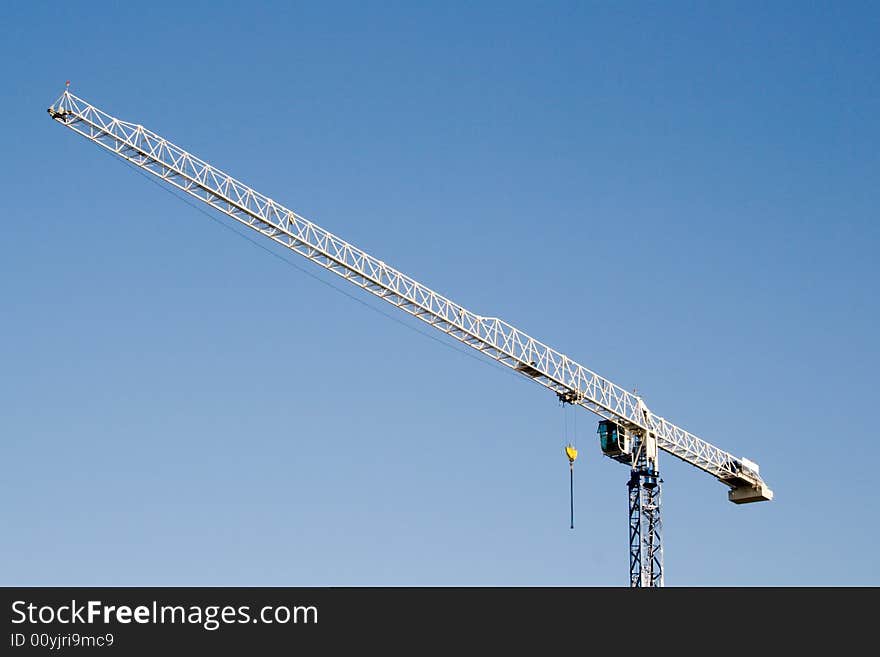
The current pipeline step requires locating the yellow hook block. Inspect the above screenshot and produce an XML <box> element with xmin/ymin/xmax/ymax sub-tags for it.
<box><xmin>565</xmin><ymin>443</ymin><xmax>578</xmax><ymax>464</ymax></box>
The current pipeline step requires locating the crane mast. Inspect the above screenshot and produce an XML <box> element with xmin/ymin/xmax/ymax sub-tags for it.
<box><xmin>47</xmin><ymin>89</ymin><xmax>773</xmax><ymax>586</ymax></box>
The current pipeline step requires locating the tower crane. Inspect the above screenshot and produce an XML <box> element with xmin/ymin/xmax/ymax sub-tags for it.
<box><xmin>47</xmin><ymin>89</ymin><xmax>773</xmax><ymax>587</ymax></box>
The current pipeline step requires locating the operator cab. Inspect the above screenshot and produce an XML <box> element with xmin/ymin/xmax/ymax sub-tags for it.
<box><xmin>598</xmin><ymin>420</ymin><xmax>629</xmax><ymax>458</ymax></box>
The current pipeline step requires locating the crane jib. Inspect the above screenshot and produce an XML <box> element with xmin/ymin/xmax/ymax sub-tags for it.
<box><xmin>46</xmin><ymin>90</ymin><xmax>772</xmax><ymax>505</ymax></box>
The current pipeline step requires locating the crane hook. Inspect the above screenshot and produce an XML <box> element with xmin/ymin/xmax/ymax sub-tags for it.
<box><xmin>565</xmin><ymin>443</ymin><xmax>578</xmax><ymax>529</ymax></box>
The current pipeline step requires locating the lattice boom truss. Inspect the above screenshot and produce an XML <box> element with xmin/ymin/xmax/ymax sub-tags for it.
<box><xmin>49</xmin><ymin>91</ymin><xmax>768</xmax><ymax>492</ymax></box>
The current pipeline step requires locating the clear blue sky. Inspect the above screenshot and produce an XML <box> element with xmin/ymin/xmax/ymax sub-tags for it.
<box><xmin>1</xmin><ymin>1</ymin><xmax>877</xmax><ymax>586</ymax></box>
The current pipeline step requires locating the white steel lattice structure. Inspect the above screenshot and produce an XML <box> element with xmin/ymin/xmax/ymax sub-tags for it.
<box><xmin>48</xmin><ymin>89</ymin><xmax>773</xmax><ymax>586</ymax></box>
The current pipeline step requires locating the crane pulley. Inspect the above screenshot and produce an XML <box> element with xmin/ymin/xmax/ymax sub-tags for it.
<box><xmin>46</xmin><ymin>86</ymin><xmax>773</xmax><ymax>586</ymax></box>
